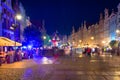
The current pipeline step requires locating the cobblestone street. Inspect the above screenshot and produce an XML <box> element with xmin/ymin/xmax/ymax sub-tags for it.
<box><xmin>1</xmin><ymin>55</ymin><xmax>120</xmax><ymax>80</ymax></box>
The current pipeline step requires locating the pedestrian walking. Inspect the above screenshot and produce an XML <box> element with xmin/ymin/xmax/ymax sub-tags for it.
<box><xmin>14</xmin><ymin>49</ymin><xmax>19</xmax><ymax>62</ymax></box>
<box><xmin>87</xmin><ymin>47</ymin><xmax>91</xmax><ymax>57</ymax></box>
<box><xmin>117</xmin><ymin>47</ymin><xmax>120</xmax><ymax>56</ymax></box>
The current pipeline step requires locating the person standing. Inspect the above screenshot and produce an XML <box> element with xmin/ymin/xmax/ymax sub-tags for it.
<box><xmin>14</xmin><ymin>49</ymin><xmax>19</xmax><ymax>62</ymax></box>
<box><xmin>87</xmin><ymin>47</ymin><xmax>91</xmax><ymax>57</ymax></box>
<box><xmin>117</xmin><ymin>47</ymin><xmax>120</xmax><ymax>56</ymax></box>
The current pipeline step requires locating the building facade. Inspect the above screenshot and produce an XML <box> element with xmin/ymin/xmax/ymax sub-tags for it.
<box><xmin>98</xmin><ymin>13</ymin><xmax>104</xmax><ymax>46</ymax></box>
<box><xmin>0</xmin><ymin>0</ymin><xmax>15</xmax><ymax>40</ymax></box>
<box><xmin>0</xmin><ymin>0</ymin><xmax>2</xmax><ymax>36</ymax></box>
<box><xmin>103</xmin><ymin>8</ymin><xmax>110</xmax><ymax>46</ymax></box>
<box><xmin>19</xmin><ymin>2</ymin><xmax>26</xmax><ymax>42</ymax></box>
<box><xmin>0</xmin><ymin>0</ymin><xmax>25</xmax><ymax>43</ymax></box>
<box><xmin>69</xmin><ymin>3</ymin><xmax>120</xmax><ymax>48</ymax></box>
<box><xmin>117</xmin><ymin>3</ymin><xmax>120</xmax><ymax>39</ymax></box>
<box><xmin>109</xmin><ymin>10</ymin><xmax>117</xmax><ymax>41</ymax></box>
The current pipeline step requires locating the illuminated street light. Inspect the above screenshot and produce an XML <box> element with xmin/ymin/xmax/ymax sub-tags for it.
<box><xmin>28</xmin><ymin>45</ymin><xmax>32</xmax><ymax>49</ymax></box>
<box><xmin>10</xmin><ymin>14</ymin><xmax>22</xmax><ymax>29</ymax></box>
<box><xmin>15</xmin><ymin>14</ymin><xmax>22</xmax><ymax>20</ymax></box>
<box><xmin>116</xmin><ymin>29</ymin><xmax>120</xmax><ymax>40</ymax></box>
<box><xmin>102</xmin><ymin>41</ymin><xmax>105</xmax><ymax>44</ymax></box>
<box><xmin>78</xmin><ymin>44</ymin><xmax>80</xmax><ymax>47</ymax></box>
<box><xmin>79</xmin><ymin>40</ymin><xmax>82</xmax><ymax>43</ymax></box>
<box><xmin>91</xmin><ymin>37</ymin><xmax>94</xmax><ymax>40</ymax></box>
<box><xmin>43</xmin><ymin>36</ymin><xmax>46</xmax><ymax>40</ymax></box>
<box><xmin>49</xmin><ymin>40</ymin><xmax>51</xmax><ymax>42</ymax></box>
<box><xmin>116</xmin><ymin>29</ymin><xmax>120</xmax><ymax>33</ymax></box>
<box><xmin>10</xmin><ymin>14</ymin><xmax>22</xmax><ymax>50</ymax></box>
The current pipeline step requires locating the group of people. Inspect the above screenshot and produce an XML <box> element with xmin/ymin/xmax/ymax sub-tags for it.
<box><xmin>82</xmin><ymin>47</ymin><xmax>101</xmax><ymax>56</ymax></box>
<box><xmin>0</xmin><ymin>48</ymin><xmax>23</xmax><ymax>65</ymax></box>
<box><xmin>0</xmin><ymin>47</ymin><xmax>35</xmax><ymax>66</ymax></box>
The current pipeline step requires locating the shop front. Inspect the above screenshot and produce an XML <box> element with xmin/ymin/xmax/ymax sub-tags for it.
<box><xmin>0</xmin><ymin>37</ymin><xmax>22</xmax><ymax>65</ymax></box>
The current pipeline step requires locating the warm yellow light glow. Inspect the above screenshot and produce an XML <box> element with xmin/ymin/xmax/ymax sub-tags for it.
<box><xmin>116</xmin><ymin>29</ymin><xmax>120</xmax><ymax>33</ymax></box>
<box><xmin>90</xmin><ymin>60</ymin><xmax>97</xmax><ymax>62</ymax></box>
<box><xmin>79</xmin><ymin>40</ymin><xmax>82</xmax><ymax>43</ymax></box>
<box><xmin>91</xmin><ymin>37</ymin><xmax>94</xmax><ymax>40</ymax></box>
<box><xmin>16</xmin><ymin>14</ymin><xmax>22</xmax><ymax>20</ymax></box>
<box><xmin>102</xmin><ymin>41</ymin><xmax>105</xmax><ymax>44</ymax></box>
<box><xmin>79</xmin><ymin>54</ymin><xmax>83</xmax><ymax>58</ymax></box>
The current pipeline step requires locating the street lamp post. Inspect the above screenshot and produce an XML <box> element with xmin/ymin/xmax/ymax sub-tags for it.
<box><xmin>91</xmin><ymin>36</ymin><xmax>94</xmax><ymax>47</ymax></box>
<box><xmin>43</xmin><ymin>36</ymin><xmax>47</xmax><ymax>48</ymax></box>
<box><xmin>10</xmin><ymin>14</ymin><xmax>22</xmax><ymax>50</ymax></box>
<box><xmin>116</xmin><ymin>29</ymin><xmax>120</xmax><ymax>40</ymax></box>
<box><xmin>43</xmin><ymin>36</ymin><xmax>46</xmax><ymax>40</ymax></box>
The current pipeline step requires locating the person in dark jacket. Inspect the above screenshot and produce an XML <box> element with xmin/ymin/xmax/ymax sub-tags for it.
<box><xmin>14</xmin><ymin>49</ymin><xmax>19</xmax><ymax>62</ymax></box>
<box><xmin>87</xmin><ymin>47</ymin><xmax>91</xmax><ymax>56</ymax></box>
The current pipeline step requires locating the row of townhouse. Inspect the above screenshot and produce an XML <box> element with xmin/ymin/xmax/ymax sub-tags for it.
<box><xmin>69</xmin><ymin>3</ymin><xmax>120</xmax><ymax>48</ymax></box>
<box><xmin>0</xmin><ymin>0</ymin><xmax>26</xmax><ymax>43</ymax></box>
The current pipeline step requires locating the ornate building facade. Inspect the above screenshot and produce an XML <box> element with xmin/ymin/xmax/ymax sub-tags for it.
<box><xmin>109</xmin><ymin>10</ymin><xmax>117</xmax><ymax>41</ymax></box>
<box><xmin>103</xmin><ymin>8</ymin><xmax>110</xmax><ymax>46</ymax></box>
<box><xmin>117</xmin><ymin>3</ymin><xmax>120</xmax><ymax>40</ymax></box>
<box><xmin>69</xmin><ymin>3</ymin><xmax>120</xmax><ymax>48</ymax></box>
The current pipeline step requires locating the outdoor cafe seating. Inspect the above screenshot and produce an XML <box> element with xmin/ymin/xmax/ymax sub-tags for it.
<box><xmin>0</xmin><ymin>37</ymin><xmax>22</xmax><ymax>65</ymax></box>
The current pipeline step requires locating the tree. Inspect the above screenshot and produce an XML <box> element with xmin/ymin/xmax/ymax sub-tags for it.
<box><xmin>23</xmin><ymin>25</ymin><xmax>43</xmax><ymax>47</ymax></box>
<box><xmin>109</xmin><ymin>40</ymin><xmax>119</xmax><ymax>48</ymax></box>
<box><xmin>43</xmin><ymin>34</ymin><xmax>51</xmax><ymax>46</ymax></box>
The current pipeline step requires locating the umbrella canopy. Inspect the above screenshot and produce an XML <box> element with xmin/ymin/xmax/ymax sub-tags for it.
<box><xmin>0</xmin><ymin>37</ymin><xmax>22</xmax><ymax>46</ymax></box>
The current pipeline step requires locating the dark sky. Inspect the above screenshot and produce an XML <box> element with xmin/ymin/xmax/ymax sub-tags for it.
<box><xmin>20</xmin><ymin>0</ymin><xmax>120</xmax><ymax>35</ymax></box>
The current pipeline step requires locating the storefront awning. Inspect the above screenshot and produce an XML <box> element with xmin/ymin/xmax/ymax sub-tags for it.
<box><xmin>0</xmin><ymin>37</ymin><xmax>22</xmax><ymax>46</ymax></box>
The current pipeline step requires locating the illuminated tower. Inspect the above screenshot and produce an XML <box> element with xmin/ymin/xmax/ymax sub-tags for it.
<box><xmin>52</xmin><ymin>31</ymin><xmax>60</xmax><ymax>47</ymax></box>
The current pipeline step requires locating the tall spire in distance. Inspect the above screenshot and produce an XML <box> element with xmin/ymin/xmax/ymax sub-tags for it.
<box><xmin>72</xmin><ymin>26</ymin><xmax>75</xmax><ymax>34</ymax></box>
<box><xmin>104</xmin><ymin>8</ymin><xmax>109</xmax><ymax>18</ymax></box>
<box><xmin>26</xmin><ymin>17</ymin><xmax>32</xmax><ymax>26</ymax></box>
<box><xmin>84</xmin><ymin>21</ymin><xmax>86</xmax><ymax>29</ymax></box>
<box><xmin>81</xmin><ymin>22</ymin><xmax>83</xmax><ymax>29</ymax></box>
<box><xmin>100</xmin><ymin>13</ymin><xmax>103</xmax><ymax>20</ymax></box>
<box><xmin>41</xmin><ymin>19</ymin><xmax>46</xmax><ymax>34</ymax></box>
<box><xmin>112</xmin><ymin>9</ymin><xmax>115</xmax><ymax>14</ymax></box>
<box><xmin>117</xmin><ymin>3</ymin><xmax>120</xmax><ymax>12</ymax></box>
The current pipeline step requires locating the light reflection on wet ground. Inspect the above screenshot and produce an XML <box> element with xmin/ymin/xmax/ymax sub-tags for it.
<box><xmin>1</xmin><ymin>55</ymin><xmax>120</xmax><ymax>80</ymax></box>
<box><xmin>33</xmin><ymin>57</ymin><xmax>56</xmax><ymax>64</ymax></box>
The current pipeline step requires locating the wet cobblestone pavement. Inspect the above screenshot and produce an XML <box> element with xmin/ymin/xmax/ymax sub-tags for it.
<box><xmin>1</xmin><ymin>55</ymin><xmax>120</xmax><ymax>80</ymax></box>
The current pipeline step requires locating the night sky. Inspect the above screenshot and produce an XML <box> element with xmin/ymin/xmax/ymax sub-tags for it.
<box><xmin>20</xmin><ymin>0</ymin><xmax>120</xmax><ymax>35</ymax></box>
